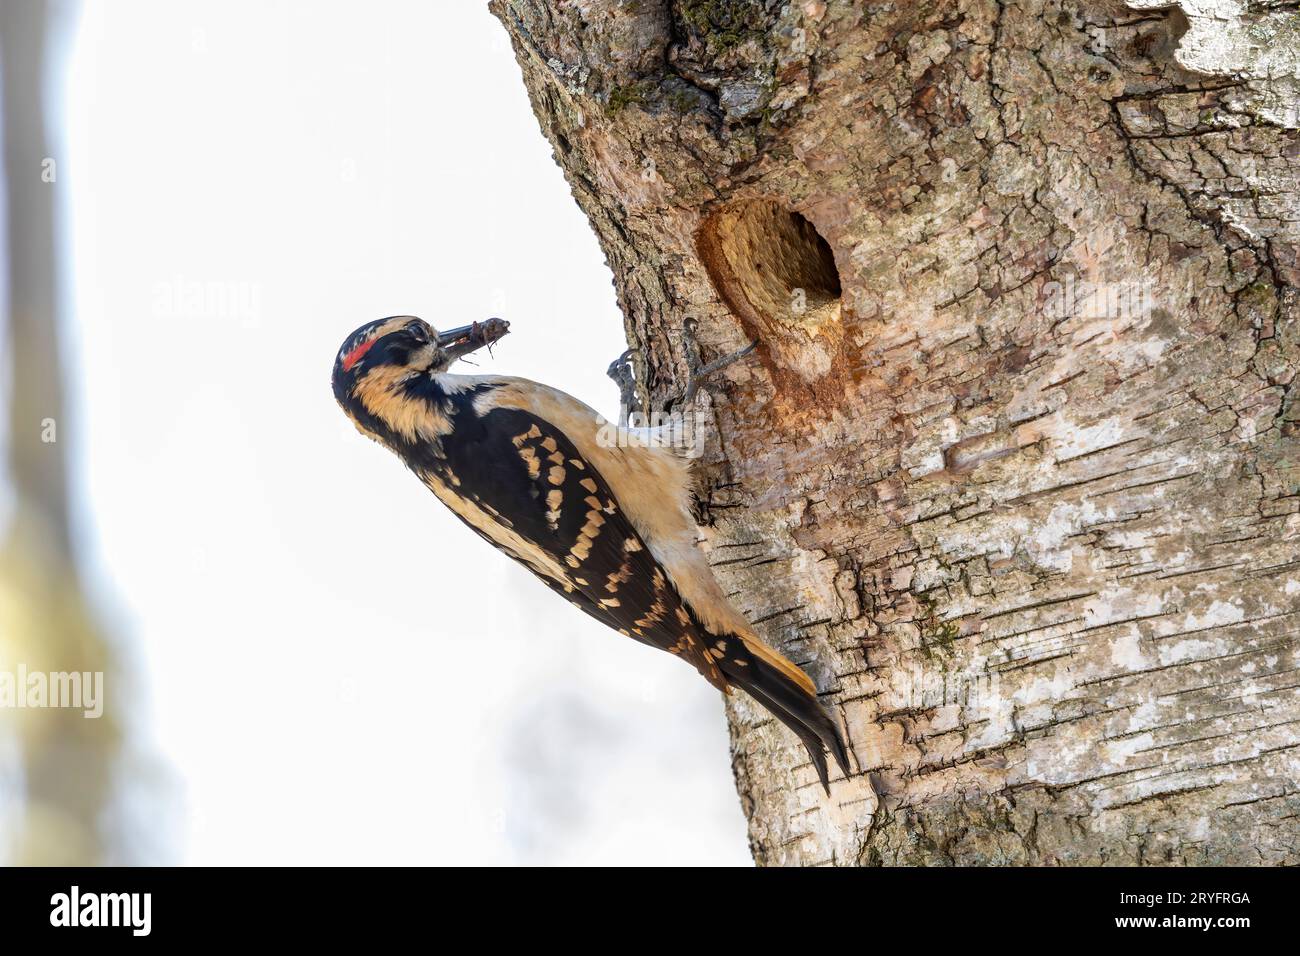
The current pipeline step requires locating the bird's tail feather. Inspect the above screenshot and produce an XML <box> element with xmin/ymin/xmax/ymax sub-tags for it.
<box><xmin>718</xmin><ymin>646</ymin><xmax>849</xmax><ymax>793</ymax></box>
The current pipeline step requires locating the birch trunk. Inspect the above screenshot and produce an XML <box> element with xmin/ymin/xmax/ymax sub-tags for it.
<box><xmin>1</xmin><ymin>0</ymin><xmax>124</xmax><ymax>864</ymax></box>
<box><xmin>490</xmin><ymin>0</ymin><xmax>1300</xmax><ymax>865</ymax></box>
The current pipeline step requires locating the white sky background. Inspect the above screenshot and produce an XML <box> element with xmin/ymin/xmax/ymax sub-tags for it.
<box><xmin>61</xmin><ymin>0</ymin><xmax>750</xmax><ymax>865</ymax></box>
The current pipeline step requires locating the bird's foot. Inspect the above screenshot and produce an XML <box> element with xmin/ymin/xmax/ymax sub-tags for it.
<box><xmin>606</xmin><ymin>348</ymin><xmax>642</xmax><ymax>426</ymax></box>
<box><xmin>607</xmin><ymin>323</ymin><xmax>758</xmax><ymax>421</ymax></box>
<box><xmin>675</xmin><ymin>318</ymin><xmax>757</xmax><ymax>409</ymax></box>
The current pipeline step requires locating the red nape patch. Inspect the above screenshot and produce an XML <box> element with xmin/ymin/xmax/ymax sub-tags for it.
<box><xmin>341</xmin><ymin>337</ymin><xmax>376</xmax><ymax>372</ymax></box>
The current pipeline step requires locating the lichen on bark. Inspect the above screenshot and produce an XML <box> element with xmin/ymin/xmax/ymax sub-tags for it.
<box><xmin>490</xmin><ymin>0</ymin><xmax>1300</xmax><ymax>865</ymax></box>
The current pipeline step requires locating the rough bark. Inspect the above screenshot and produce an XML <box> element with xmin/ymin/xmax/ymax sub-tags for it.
<box><xmin>490</xmin><ymin>0</ymin><xmax>1300</xmax><ymax>865</ymax></box>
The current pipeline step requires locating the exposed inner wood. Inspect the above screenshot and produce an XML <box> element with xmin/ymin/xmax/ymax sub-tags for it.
<box><xmin>698</xmin><ymin>200</ymin><xmax>842</xmax><ymax>338</ymax></box>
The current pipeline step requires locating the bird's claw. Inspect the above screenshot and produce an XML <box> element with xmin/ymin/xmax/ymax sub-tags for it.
<box><xmin>675</xmin><ymin>319</ymin><xmax>758</xmax><ymax>408</ymax></box>
<box><xmin>681</xmin><ymin>339</ymin><xmax>757</xmax><ymax>406</ymax></box>
<box><xmin>607</xmin><ymin>348</ymin><xmax>642</xmax><ymax>425</ymax></box>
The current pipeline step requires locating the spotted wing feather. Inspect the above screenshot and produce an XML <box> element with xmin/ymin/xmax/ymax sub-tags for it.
<box><xmin>435</xmin><ymin>402</ymin><xmax>728</xmax><ymax>690</ymax></box>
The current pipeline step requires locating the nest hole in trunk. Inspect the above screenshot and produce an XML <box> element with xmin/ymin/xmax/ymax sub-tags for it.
<box><xmin>697</xmin><ymin>200</ymin><xmax>843</xmax><ymax>340</ymax></box>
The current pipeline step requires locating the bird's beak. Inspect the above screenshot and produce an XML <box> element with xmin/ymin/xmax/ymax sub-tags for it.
<box><xmin>437</xmin><ymin>318</ymin><xmax>511</xmax><ymax>361</ymax></box>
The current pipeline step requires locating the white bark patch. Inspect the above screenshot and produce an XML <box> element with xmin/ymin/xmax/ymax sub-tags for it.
<box><xmin>1110</xmin><ymin>632</ymin><xmax>1148</xmax><ymax>671</ymax></box>
<box><xmin>934</xmin><ymin>498</ymin><xmax>1118</xmax><ymax>573</ymax></box>
<box><xmin>1127</xmin><ymin>699</ymin><xmax>1163</xmax><ymax>733</ymax></box>
<box><xmin>1103</xmin><ymin>732</ymin><xmax>1154</xmax><ymax>766</ymax></box>
<box><xmin>1012</xmin><ymin>663</ymin><xmax>1076</xmax><ymax>708</ymax></box>
<box><xmin>1024</xmin><ymin>503</ymin><xmax>1084</xmax><ymax>572</ymax></box>
<box><xmin>1025</xmin><ymin>733</ymin><xmax>1099</xmax><ymax>786</ymax></box>
<box><xmin>1127</xmin><ymin>1</ymin><xmax>1300</xmax><ymax>127</ymax></box>
<box><xmin>1184</xmin><ymin>599</ymin><xmax>1246</xmax><ymax>631</ymax></box>
<box><xmin>1054</xmin><ymin>418</ymin><xmax>1127</xmax><ymax>462</ymax></box>
<box><xmin>1083</xmin><ymin>585</ymin><xmax>1167</xmax><ymax>628</ymax></box>
<box><xmin>1159</xmin><ymin>636</ymin><xmax>1228</xmax><ymax>667</ymax></box>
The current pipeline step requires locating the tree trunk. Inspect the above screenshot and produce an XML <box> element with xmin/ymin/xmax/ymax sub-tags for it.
<box><xmin>2</xmin><ymin>0</ymin><xmax>125</xmax><ymax>865</ymax></box>
<box><xmin>489</xmin><ymin>0</ymin><xmax>1300</xmax><ymax>865</ymax></box>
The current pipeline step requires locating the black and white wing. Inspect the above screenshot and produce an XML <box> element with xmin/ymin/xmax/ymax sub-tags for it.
<box><xmin>428</xmin><ymin>398</ymin><xmax>729</xmax><ymax>690</ymax></box>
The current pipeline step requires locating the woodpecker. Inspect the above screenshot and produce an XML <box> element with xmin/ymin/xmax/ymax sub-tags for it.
<box><xmin>332</xmin><ymin>315</ymin><xmax>850</xmax><ymax>790</ymax></box>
